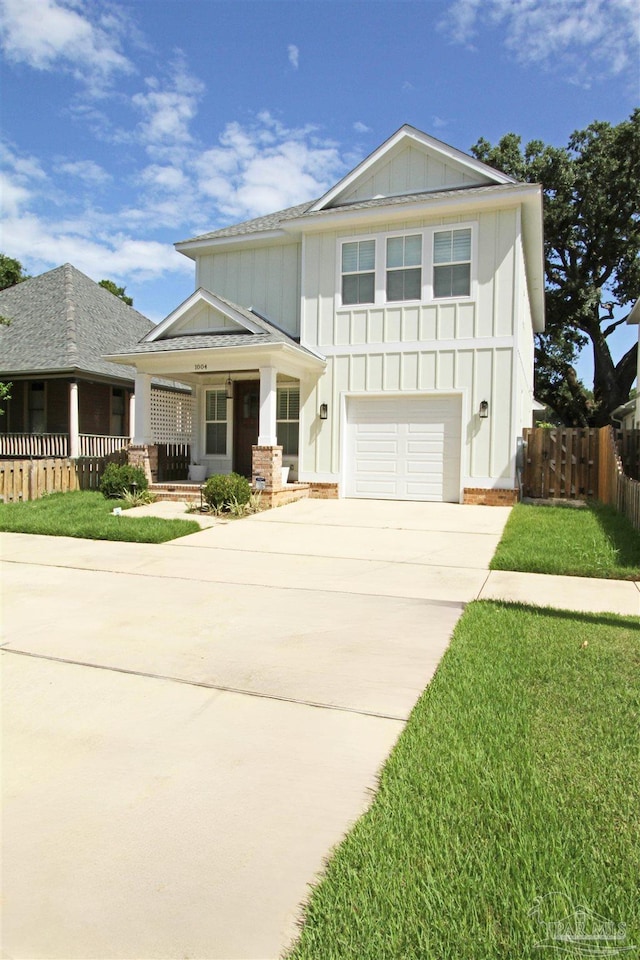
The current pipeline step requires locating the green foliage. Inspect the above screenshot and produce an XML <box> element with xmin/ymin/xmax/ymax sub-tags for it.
<box><xmin>0</xmin><ymin>490</ymin><xmax>199</xmax><ymax>543</ymax></box>
<box><xmin>0</xmin><ymin>253</ymin><xmax>30</xmax><ymax>290</ymax></box>
<box><xmin>472</xmin><ymin>110</ymin><xmax>640</xmax><ymax>426</ymax></box>
<box><xmin>119</xmin><ymin>487</ymin><xmax>156</xmax><ymax>507</ymax></box>
<box><xmin>288</xmin><ymin>602</ymin><xmax>640</xmax><ymax>959</ymax></box>
<box><xmin>202</xmin><ymin>472</ymin><xmax>251</xmax><ymax>510</ymax></box>
<box><xmin>0</xmin><ymin>380</ymin><xmax>11</xmax><ymax>416</ymax></box>
<box><xmin>99</xmin><ymin>278</ymin><xmax>133</xmax><ymax>306</ymax></box>
<box><xmin>99</xmin><ymin>462</ymin><xmax>148</xmax><ymax>499</ymax></box>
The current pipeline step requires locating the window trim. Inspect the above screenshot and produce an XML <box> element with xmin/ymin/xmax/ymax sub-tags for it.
<box><xmin>276</xmin><ymin>385</ymin><xmax>300</xmax><ymax>457</ymax></box>
<box><xmin>204</xmin><ymin>388</ymin><xmax>228</xmax><ymax>457</ymax></box>
<box><xmin>336</xmin><ymin>222</ymin><xmax>477</xmax><ymax>309</ymax></box>
<box><xmin>340</xmin><ymin>237</ymin><xmax>376</xmax><ymax>306</ymax></box>
<box><xmin>432</xmin><ymin>226</ymin><xmax>473</xmax><ymax>301</ymax></box>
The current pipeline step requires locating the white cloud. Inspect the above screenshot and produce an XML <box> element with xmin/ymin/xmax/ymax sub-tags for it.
<box><xmin>353</xmin><ymin>121</ymin><xmax>371</xmax><ymax>133</ymax></box>
<box><xmin>288</xmin><ymin>44</ymin><xmax>299</xmax><ymax>69</ymax></box>
<box><xmin>441</xmin><ymin>0</ymin><xmax>640</xmax><ymax>81</ymax></box>
<box><xmin>5</xmin><ymin>211</ymin><xmax>192</xmax><ymax>282</ymax></box>
<box><xmin>57</xmin><ymin>159</ymin><xmax>111</xmax><ymax>184</ymax></box>
<box><xmin>0</xmin><ymin>0</ymin><xmax>133</xmax><ymax>89</ymax></box>
<box><xmin>132</xmin><ymin>62</ymin><xmax>204</xmax><ymax>148</ymax></box>
<box><xmin>192</xmin><ymin>114</ymin><xmax>347</xmax><ymax>220</ymax></box>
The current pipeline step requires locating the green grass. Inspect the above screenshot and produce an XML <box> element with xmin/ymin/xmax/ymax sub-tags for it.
<box><xmin>0</xmin><ymin>490</ymin><xmax>200</xmax><ymax>542</ymax></box>
<box><xmin>287</xmin><ymin>602</ymin><xmax>640</xmax><ymax>960</ymax></box>
<box><xmin>490</xmin><ymin>502</ymin><xmax>640</xmax><ymax>579</ymax></box>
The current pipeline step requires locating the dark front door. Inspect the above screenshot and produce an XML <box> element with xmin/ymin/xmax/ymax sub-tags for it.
<box><xmin>233</xmin><ymin>380</ymin><xmax>259</xmax><ymax>477</ymax></box>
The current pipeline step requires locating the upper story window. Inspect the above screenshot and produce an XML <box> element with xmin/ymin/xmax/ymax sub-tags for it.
<box><xmin>386</xmin><ymin>234</ymin><xmax>422</xmax><ymax>301</ymax></box>
<box><xmin>341</xmin><ymin>239</ymin><xmax>375</xmax><ymax>305</ymax></box>
<box><xmin>433</xmin><ymin>228</ymin><xmax>472</xmax><ymax>298</ymax></box>
<box><xmin>205</xmin><ymin>389</ymin><xmax>227</xmax><ymax>456</ymax></box>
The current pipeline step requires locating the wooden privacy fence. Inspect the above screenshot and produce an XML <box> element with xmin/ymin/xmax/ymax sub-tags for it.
<box><xmin>0</xmin><ymin>452</ymin><xmax>127</xmax><ymax>503</ymax></box>
<box><xmin>522</xmin><ymin>426</ymin><xmax>640</xmax><ymax>530</ymax></box>
<box><xmin>157</xmin><ymin>443</ymin><xmax>190</xmax><ymax>481</ymax></box>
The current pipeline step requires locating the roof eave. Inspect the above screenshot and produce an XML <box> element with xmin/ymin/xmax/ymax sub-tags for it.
<box><xmin>175</xmin><ymin>228</ymin><xmax>294</xmax><ymax>259</ymax></box>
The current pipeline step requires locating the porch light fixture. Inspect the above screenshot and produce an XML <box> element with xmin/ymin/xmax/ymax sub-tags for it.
<box><xmin>319</xmin><ymin>403</ymin><xmax>328</xmax><ymax>420</ymax></box>
<box><xmin>479</xmin><ymin>400</ymin><xmax>489</xmax><ymax>419</ymax></box>
<box><xmin>225</xmin><ymin>375</ymin><xmax>233</xmax><ymax>400</ymax></box>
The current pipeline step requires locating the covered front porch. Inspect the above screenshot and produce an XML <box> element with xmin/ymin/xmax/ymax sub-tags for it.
<box><xmin>105</xmin><ymin>289</ymin><xmax>327</xmax><ymax>496</ymax></box>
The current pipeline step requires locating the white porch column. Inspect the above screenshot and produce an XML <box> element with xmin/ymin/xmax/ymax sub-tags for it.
<box><xmin>258</xmin><ymin>366</ymin><xmax>278</xmax><ymax>445</ymax></box>
<box><xmin>191</xmin><ymin>383</ymin><xmax>203</xmax><ymax>463</ymax></box>
<box><xmin>128</xmin><ymin>391</ymin><xmax>135</xmax><ymax>440</ymax></box>
<box><xmin>69</xmin><ymin>380</ymin><xmax>79</xmax><ymax>458</ymax></box>
<box><xmin>133</xmin><ymin>372</ymin><xmax>152</xmax><ymax>444</ymax></box>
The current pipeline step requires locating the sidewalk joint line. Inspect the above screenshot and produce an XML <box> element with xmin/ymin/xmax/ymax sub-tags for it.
<box><xmin>1</xmin><ymin>647</ymin><xmax>407</xmax><ymax>723</ymax></box>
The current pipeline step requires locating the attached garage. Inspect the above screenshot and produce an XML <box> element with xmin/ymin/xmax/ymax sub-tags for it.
<box><xmin>345</xmin><ymin>394</ymin><xmax>462</xmax><ymax>502</ymax></box>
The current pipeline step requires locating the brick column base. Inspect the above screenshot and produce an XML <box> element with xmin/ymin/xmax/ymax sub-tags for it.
<box><xmin>252</xmin><ymin>445</ymin><xmax>283</xmax><ymax>490</ymax></box>
<box><xmin>128</xmin><ymin>444</ymin><xmax>159</xmax><ymax>484</ymax></box>
<box><xmin>463</xmin><ymin>487</ymin><xmax>518</xmax><ymax>506</ymax></box>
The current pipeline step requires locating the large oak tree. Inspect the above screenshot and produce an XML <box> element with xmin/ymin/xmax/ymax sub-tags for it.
<box><xmin>471</xmin><ymin>110</ymin><xmax>640</xmax><ymax>426</ymax></box>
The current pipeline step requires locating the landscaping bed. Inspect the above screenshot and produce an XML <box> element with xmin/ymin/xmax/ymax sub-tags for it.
<box><xmin>287</xmin><ymin>601</ymin><xmax>640</xmax><ymax>960</ymax></box>
<box><xmin>0</xmin><ymin>490</ymin><xmax>200</xmax><ymax>542</ymax></box>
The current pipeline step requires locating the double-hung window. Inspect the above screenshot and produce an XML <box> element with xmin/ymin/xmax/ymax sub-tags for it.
<box><xmin>433</xmin><ymin>228</ymin><xmax>472</xmax><ymax>298</ymax></box>
<box><xmin>205</xmin><ymin>389</ymin><xmax>227</xmax><ymax>456</ymax></box>
<box><xmin>386</xmin><ymin>234</ymin><xmax>422</xmax><ymax>301</ymax></box>
<box><xmin>276</xmin><ymin>387</ymin><xmax>300</xmax><ymax>456</ymax></box>
<box><xmin>341</xmin><ymin>239</ymin><xmax>375</xmax><ymax>305</ymax></box>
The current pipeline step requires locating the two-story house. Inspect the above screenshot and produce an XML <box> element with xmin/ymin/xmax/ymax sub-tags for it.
<box><xmin>109</xmin><ymin>124</ymin><xmax>544</xmax><ymax>504</ymax></box>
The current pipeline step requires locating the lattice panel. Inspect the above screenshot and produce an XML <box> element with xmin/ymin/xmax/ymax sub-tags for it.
<box><xmin>150</xmin><ymin>388</ymin><xmax>194</xmax><ymax>444</ymax></box>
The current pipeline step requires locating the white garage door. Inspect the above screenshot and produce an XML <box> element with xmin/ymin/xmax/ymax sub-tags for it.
<box><xmin>345</xmin><ymin>395</ymin><xmax>462</xmax><ymax>502</ymax></box>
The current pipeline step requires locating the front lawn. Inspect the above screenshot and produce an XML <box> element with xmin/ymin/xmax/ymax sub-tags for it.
<box><xmin>490</xmin><ymin>501</ymin><xmax>640</xmax><ymax>579</ymax></box>
<box><xmin>0</xmin><ymin>490</ymin><xmax>200</xmax><ymax>542</ymax></box>
<box><xmin>288</xmin><ymin>601</ymin><xmax>640</xmax><ymax>960</ymax></box>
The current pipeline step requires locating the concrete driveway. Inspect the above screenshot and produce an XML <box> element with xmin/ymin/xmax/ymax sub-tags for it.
<box><xmin>1</xmin><ymin>499</ymin><xmax>510</xmax><ymax>960</ymax></box>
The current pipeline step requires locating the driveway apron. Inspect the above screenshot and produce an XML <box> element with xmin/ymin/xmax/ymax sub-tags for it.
<box><xmin>1</xmin><ymin>499</ymin><xmax>510</xmax><ymax>960</ymax></box>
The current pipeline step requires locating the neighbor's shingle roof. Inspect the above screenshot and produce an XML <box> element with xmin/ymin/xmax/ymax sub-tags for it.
<box><xmin>0</xmin><ymin>263</ymin><xmax>154</xmax><ymax>380</ymax></box>
<box><xmin>178</xmin><ymin>183</ymin><xmax>525</xmax><ymax>245</ymax></box>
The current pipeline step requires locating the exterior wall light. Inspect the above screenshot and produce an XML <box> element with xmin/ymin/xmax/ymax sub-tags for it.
<box><xmin>225</xmin><ymin>375</ymin><xmax>233</xmax><ymax>399</ymax></box>
<box><xmin>319</xmin><ymin>403</ymin><xmax>328</xmax><ymax>420</ymax></box>
<box><xmin>479</xmin><ymin>400</ymin><xmax>489</xmax><ymax>419</ymax></box>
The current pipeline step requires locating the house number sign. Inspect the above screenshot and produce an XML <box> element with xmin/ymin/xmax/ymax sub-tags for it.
<box><xmin>194</xmin><ymin>363</ymin><xmax>208</xmax><ymax>371</ymax></box>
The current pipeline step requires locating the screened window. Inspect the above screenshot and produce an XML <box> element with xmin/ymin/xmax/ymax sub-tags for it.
<box><xmin>111</xmin><ymin>388</ymin><xmax>125</xmax><ymax>436</ymax></box>
<box><xmin>433</xmin><ymin>228</ymin><xmax>471</xmax><ymax>298</ymax></box>
<box><xmin>341</xmin><ymin>239</ymin><xmax>375</xmax><ymax>305</ymax></box>
<box><xmin>386</xmin><ymin>234</ymin><xmax>422</xmax><ymax>301</ymax></box>
<box><xmin>277</xmin><ymin>387</ymin><xmax>300</xmax><ymax>457</ymax></box>
<box><xmin>205</xmin><ymin>389</ymin><xmax>227</xmax><ymax>456</ymax></box>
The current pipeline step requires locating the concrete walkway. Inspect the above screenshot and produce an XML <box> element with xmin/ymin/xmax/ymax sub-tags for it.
<box><xmin>1</xmin><ymin>499</ymin><xmax>638</xmax><ymax>960</ymax></box>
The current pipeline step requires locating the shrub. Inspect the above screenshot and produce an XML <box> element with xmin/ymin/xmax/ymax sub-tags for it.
<box><xmin>203</xmin><ymin>472</ymin><xmax>251</xmax><ymax>510</ymax></box>
<box><xmin>100</xmin><ymin>463</ymin><xmax>148</xmax><ymax>499</ymax></box>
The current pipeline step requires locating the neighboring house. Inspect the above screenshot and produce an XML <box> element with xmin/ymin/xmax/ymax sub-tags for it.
<box><xmin>0</xmin><ymin>264</ymin><xmax>191</xmax><ymax>459</ymax></box>
<box><xmin>109</xmin><ymin>125</ymin><xmax>545</xmax><ymax>503</ymax></box>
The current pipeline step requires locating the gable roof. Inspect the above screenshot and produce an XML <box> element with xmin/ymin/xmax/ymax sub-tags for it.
<box><xmin>107</xmin><ymin>288</ymin><xmax>325</xmax><ymax>366</ymax></box>
<box><xmin>0</xmin><ymin>264</ymin><xmax>154</xmax><ymax>381</ymax></box>
<box><xmin>309</xmin><ymin>124</ymin><xmax>516</xmax><ymax>211</ymax></box>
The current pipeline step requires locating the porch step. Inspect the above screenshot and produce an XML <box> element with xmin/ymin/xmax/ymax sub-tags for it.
<box><xmin>150</xmin><ymin>483</ymin><xmax>203</xmax><ymax>504</ymax></box>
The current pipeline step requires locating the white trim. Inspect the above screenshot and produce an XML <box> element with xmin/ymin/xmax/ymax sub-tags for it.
<box><xmin>316</xmin><ymin>336</ymin><xmax>514</xmax><ymax>356</ymax></box>
<box><xmin>310</xmin><ymin>126</ymin><xmax>515</xmax><ymax>213</ymax></box>
<box><xmin>175</xmin><ymin>229</ymin><xmax>291</xmax><ymax>259</ymax></box>
<box><xmin>145</xmin><ymin>289</ymin><xmax>264</xmax><ymax>342</ymax></box>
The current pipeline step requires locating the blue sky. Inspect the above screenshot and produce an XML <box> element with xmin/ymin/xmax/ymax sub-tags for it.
<box><xmin>1</xmin><ymin>0</ymin><xmax>638</xmax><ymax>385</ymax></box>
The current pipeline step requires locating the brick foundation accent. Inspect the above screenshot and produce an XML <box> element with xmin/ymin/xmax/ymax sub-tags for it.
<box><xmin>252</xmin><ymin>445</ymin><xmax>284</xmax><ymax>490</ymax></box>
<box><xmin>128</xmin><ymin>444</ymin><xmax>158</xmax><ymax>484</ymax></box>
<box><xmin>307</xmin><ymin>482</ymin><xmax>340</xmax><ymax>499</ymax></box>
<box><xmin>463</xmin><ymin>487</ymin><xmax>518</xmax><ymax>506</ymax></box>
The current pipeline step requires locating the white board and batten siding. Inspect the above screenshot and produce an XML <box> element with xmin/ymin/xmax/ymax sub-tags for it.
<box><xmin>345</xmin><ymin>394</ymin><xmax>462</xmax><ymax>501</ymax></box>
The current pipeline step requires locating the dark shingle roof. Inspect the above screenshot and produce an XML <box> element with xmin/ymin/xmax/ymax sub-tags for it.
<box><xmin>178</xmin><ymin>183</ymin><xmax>525</xmax><ymax>246</ymax></box>
<box><xmin>0</xmin><ymin>264</ymin><xmax>154</xmax><ymax>380</ymax></box>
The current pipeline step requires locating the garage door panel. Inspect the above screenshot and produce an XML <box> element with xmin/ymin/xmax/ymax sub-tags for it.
<box><xmin>346</xmin><ymin>395</ymin><xmax>462</xmax><ymax>502</ymax></box>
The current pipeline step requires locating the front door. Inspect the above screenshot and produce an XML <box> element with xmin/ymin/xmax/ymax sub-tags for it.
<box><xmin>233</xmin><ymin>380</ymin><xmax>259</xmax><ymax>477</ymax></box>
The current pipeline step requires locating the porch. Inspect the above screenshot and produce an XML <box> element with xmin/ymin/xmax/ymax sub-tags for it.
<box><xmin>0</xmin><ymin>433</ymin><xmax>130</xmax><ymax>459</ymax></box>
